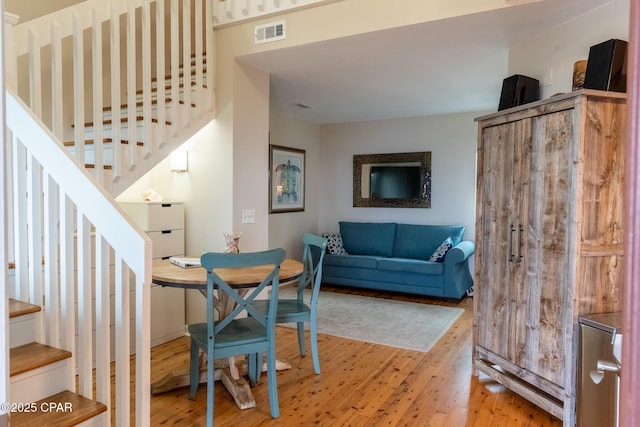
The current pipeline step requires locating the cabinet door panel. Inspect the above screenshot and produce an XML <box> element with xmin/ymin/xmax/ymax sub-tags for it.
<box><xmin>508</xmin><ymin>118</ymin><xmax>532</xmax><ymax>365</ymax></box>
<box><xmin>475</xmin><ymin>120</ymin><xmax>525</xmax><ymax>360</ymax></box>
<box><xmin>517</xmin><ymin>110</ymin><xmax>574</xmax><ymax>386</ymax></box>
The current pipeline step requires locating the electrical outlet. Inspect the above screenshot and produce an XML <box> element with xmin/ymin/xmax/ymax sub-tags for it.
<box><xmin>242</xmin><ymin>209</ymin><xmax>255</xmax><ymax>224</ymax></box>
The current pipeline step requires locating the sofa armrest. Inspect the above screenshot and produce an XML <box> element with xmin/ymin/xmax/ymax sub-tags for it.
<box><xmin>444</xmin><ymin>240</ymin><xmax>475</xmax><ymax>264</ymax></box>
<box><xmin>441</xmin><ymin>240</ymin><xmax>474</xmax><ymax>299</ymax></box>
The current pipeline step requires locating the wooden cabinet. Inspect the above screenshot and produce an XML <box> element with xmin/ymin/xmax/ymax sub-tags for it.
<box><xmin>473</xmin><ymin>90</ymin><xmax>625</xmax><ymax>425</ymax></box>
<box><xmin>120</xmin><ymin>201</ymin><xmax>186</xmax><ymax>347</ymax></box>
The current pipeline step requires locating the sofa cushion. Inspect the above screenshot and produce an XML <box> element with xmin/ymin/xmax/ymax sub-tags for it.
<box><xmin>377</xmin><ymin>258</ymin><xmax>444</xmax><ymax>275</ymax></box>
<box><xmin>429</xmin><ymin>237</ymin><xmax>453</xmax><ymax>262</ymax></box>
<box><xmin>323</xmin><ymin>254</ymin><xmax>379</xmax><ymax>269</ymax></box>
<box><xmin>321</xmin><ymin>232</ymin><xmax>348</xmax><ymax>255</ymax></box>
<box><xmin>393</xmin><ymin>224</ymin><xmax>465</xmax><ymax>259</ymax></box>
<box><xmin>339</xmin><ymin>221</ymin><xmax>396</xmax><ymax>257</ymax></box>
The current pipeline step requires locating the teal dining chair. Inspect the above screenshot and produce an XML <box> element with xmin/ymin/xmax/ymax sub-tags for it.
<box><xmin>188</xmin><ymin>248</ymin><xmax>286</xmax><ymax>424</ymax></box>
<box><xmin>255</xmin><ymin>233</ymin><xmax>328</xmax><ymax>374</ymax></box>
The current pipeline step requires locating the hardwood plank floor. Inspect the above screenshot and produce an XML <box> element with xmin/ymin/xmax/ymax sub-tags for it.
<box><xmin>143</xmin><ymin>285</ymin><xmax>563</xmax><ymax>426</ymax></box>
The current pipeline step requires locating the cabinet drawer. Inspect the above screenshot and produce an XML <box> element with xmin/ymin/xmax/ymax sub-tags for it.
<box><xmin>147</xmin><ymin>203</ymin><xmax>184</xmax><ymax>231</ymax></box>
<box><xmin>148</xmin><ymin>229</ymin><xmax>185</xmax><ymax>259</ymax></box>
<box><xmin>120</xmin><ymin>202</ymin><xmax>184</xmax><ymax>231</ymax></box>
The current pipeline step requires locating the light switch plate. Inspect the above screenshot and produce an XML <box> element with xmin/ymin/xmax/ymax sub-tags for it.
<box><xmin>242</xmin><ymin>209</ymin><xmax>256</xmax><ymax>224</ymax></box>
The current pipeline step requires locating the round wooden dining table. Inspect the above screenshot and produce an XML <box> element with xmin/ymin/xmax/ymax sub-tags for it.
<box><xmin>151</xmin><ymin>257</ymin><xmax>304</xmax><ymax>289</ymax></box>
<box><xmin>150</xmin><ymin>257</ymin><xmax>304</xmax><ymax>410</ymax></box>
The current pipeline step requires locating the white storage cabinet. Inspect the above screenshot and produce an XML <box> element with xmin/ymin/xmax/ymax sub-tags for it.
<box><xmin>120</xmin><ymin>201</ymin><xmax>187</xmax><ymax>347</ymax></box>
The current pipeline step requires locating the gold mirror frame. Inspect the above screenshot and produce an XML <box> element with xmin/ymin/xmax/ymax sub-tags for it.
<box><xmin>353</xmin><ymin>151</ymin><xmax>431</xmax><ymax>208</ymax></box>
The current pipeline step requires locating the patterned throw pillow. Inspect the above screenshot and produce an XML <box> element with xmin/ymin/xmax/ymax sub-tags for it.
<box><xmin>429</xmin><ymin>237</ymin><xmax>453</xmax><ymax>262</ymax></box>
<box><xmin>321</xmin><ymin>232</ymin><xmax>348</xmax><ymax>255</ymax></box>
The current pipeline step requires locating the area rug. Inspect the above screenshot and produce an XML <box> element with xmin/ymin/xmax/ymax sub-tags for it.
<box><xmin>277</xmin><ymin>289</ymin><xmax>464</xmax><ymax>352</ymax></box>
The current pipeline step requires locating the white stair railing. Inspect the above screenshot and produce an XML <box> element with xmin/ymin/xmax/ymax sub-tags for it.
<box><xmin>6</xmin><ymin>0</ymin><xmax>214</xmax><ymax>196</ymax></box>
<box><xmin>6</xmin><ymin>90</ymin><xmax>151</xmax><ymax>425</ymax></box>
<box><xmin>3</xmin><ymin>0</ymin><xmax>214</xmax><ymax>425</ymax></box>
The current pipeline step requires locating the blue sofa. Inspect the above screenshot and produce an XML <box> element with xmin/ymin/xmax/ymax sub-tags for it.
<box><xmin>322</xmin><ymin>221</ymin><xmax>474</xmax><ymax>300</ymax></box>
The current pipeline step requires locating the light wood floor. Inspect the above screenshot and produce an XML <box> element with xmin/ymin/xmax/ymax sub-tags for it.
<box><xmin>144</xmin><ymin>285</ymin><xmax>563</xmax><ymax>426</ymax></box>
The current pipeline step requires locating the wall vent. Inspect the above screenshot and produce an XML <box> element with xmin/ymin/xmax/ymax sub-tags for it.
<box><xmin>255</xmin><ymin>21</ymin><xmax>286</xmax><ymax>44</ymax></box>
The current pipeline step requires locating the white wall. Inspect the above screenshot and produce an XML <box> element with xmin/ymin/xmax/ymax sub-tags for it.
<box><xmin>116</xmin><ymin>121</ymin><xmax>233</xmax><ymax>255</ymax></box>
<box><xmin>508</xmin><ymin>0</ymin><xmax>630</xmax><ymax>98</ymax></box>
<box><xmin>268</xmin><ymin>111</ymin><xmax>322</xmax><ymax>260</ymax></box>
<box><xmin>232</xmin><ymin>62</ymin><xmax>271</xmax><ymax>253</ymax></box>
<box><xmin>318</xmin><ymin>112</ymin><xmax>483</xmax><ymax>241</ymax></box>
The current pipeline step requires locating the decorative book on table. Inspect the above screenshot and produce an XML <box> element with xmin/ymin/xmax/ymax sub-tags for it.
<box><xmin>168</xmin><ymin>256</ymin><xmax>201</xmax><ymax>268</ymax></box>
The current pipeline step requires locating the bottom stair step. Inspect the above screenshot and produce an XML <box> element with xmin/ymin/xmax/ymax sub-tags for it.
<box><xmin>9</xmin><ymin>390</ymin><xmax>107</xmax><ymax>427</ymax></box>
<box><xmin>10</xmin><ymin>342</ymin><xmax>74</xmax><ymax>403</ymax></box>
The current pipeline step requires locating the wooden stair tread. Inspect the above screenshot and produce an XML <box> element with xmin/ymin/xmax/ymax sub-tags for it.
<box><xmin>135</xmin><ymin>80</ymin><xmax>199</xmax><ymax>95</ymax></box>
<box><xmin>102</xmin><ymin>98</ymin><xmax>195</xmax><ymax>112</ymax></box>
<box><xmin>10</xmin><ymin>342</ymin><xmax>72</xmax><ymax>377</ymax></box>
<box><xmin>79</xmin><ymin>116</ymin><xmax>172</xmax><ymax>128</ymax></box>
<box><xmin>148</xmin><ymin>55</ymin><xmax>208</xmax><ymax>84</ymax></box>
<box><xmin>84</xmin><ymin>164</ymin><xmax>113</xmax><ymax>170</ymax></box>
<box><xmin>63</xmin><ymin>138</ymin><xmax>144</xmax><ymax>147</ymax></box>
<box><xmin>150</xmin><ymin>68</ymin><xmax>202</xmax><ymax>84</ymax></box>
<box><xmin>10</xmin><ymin>390</ymin><xmax>107</xmax><ymax>427</ymax></box>
<box><xmin>9</xmin><ymin>299</ymin><xmax>41</xmax><ymax>318</ymax></box>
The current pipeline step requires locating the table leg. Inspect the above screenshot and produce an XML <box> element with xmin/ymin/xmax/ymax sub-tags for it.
<box><xmin>151</xmin><ymin>351</ymin><xmax>212</xmax><ymax>394</ymax></box>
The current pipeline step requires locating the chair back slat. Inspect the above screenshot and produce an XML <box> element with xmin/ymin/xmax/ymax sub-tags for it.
<box><xmin>298</xmin><ymin>233</ymin><xmax>328</xmax><ymax>304</ymax></box>
<box><xmin>201</xmin><ymin>249</ymin><xmax>286</xmax><ymax>337</ymax></box>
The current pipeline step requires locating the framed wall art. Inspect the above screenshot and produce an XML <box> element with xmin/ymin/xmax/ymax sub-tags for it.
<box><xmin>269</xmin><ymin>145</ymin><xmax>305</xmax><ymax>213</ymax></box>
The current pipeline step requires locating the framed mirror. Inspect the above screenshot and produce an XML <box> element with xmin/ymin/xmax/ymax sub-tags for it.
<box><xmin>353</xmin><ymin>151</ymin><xmax>431</xmax><ymax>208</ymax></box>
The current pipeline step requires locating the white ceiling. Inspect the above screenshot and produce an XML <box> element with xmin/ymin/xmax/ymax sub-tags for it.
<box><xmin>239</xmin><ymin>0</ymin><xmax>610</xmax><ymax>124</ymax></box>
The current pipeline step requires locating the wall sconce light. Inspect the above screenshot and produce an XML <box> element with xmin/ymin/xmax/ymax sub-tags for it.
<box><xmin>171</xmin><ymin>150</ymin><xmax>188</xmax><ymax>172</ymax></box>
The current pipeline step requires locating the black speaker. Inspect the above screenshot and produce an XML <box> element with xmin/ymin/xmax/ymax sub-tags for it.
<box><xmin>583</xmin><ymin>39</ymin><xmax>627</xmax><ymax>92</ymax></box>
<box><xmin>498</xmin><ymin>74</ymin><xmax>540</xmax><ymax>111</ymax></box>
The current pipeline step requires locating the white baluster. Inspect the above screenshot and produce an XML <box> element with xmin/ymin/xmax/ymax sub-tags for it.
<box><xmin>50</xmin><ymin>22</ymin><xmax>63</xmax><ymax>140</ymax></box>
<box><xmin>171</xmin><ymin>0</ymin><xmax>180</xmax><ymax>135</ymax></box>
<box><xmin>110</xmin><ymin>0</ymin><xmax>122</xmax><ymax>180</ymax></box>
<box><xmin>76</xmin><ymin>213</ymin><xmax>93</xmax><ymax>396</ymax></box>
<box><xmin>156</xmin><ymin>0</ymin><xmax>167</xmax><ymax>147</ymax></box>
<box><xmin>28</xmin><ymin>29</ymin><xmax>42</xmax><ymax>118</ymax></box>
<box><xmin>127</xmin><ymin>1</ymin><xmax>138</xmax><ymax>169</ymax></box>
<box><xmin>92</xmin><ymin>8</ymin><xmax>105</xmax><ymax>182</ymax></box>
<box><xmin>142</xmin><ymin>0</ymin><xmax>153</xmax><ymax>156</ymax></box>
<box><xmin>182</xmin><ymin>0</ymin><xmax>192</xmax><ymax>127</ymax></box>
<box><xmin>195</xmin><ymin>0</ymin><xmax>204</xmax><ymax>116</ymax></box>
<box><xmin>72</xmin><ymin>13</ymin><xmax>85</xmax><ymax>166</ymax></box>
<box><xmin>43</xmin><ymin>174</ymin><xmax>60</xmax><ymax>346</ymax></box>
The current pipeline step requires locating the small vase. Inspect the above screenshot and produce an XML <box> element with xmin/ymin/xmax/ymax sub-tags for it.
<box><xmin>224</xmin><ymin>232</ymin><xmax>242</xmax><ymax>253</ymax></box>
<box><xmin>573</xmin><ymin>60</ymin><xmax>588</xmax><ymax>91</ymax></box>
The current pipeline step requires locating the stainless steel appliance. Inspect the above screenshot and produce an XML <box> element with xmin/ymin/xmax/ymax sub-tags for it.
<box><xmin>577</xmin><ymin>312</ymin><xmax>623</xmax><ymax>427</ymax></box>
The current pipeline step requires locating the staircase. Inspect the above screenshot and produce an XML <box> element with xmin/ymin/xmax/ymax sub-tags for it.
<box><xmin>9</xmin><ymin>300</ymin><xmax>107</xmax><ymax>426</ymax></box>
<box><xmin>3</xmin><ymin>0</ymin><xmax>213</xmax><ymax>425</ymax></box>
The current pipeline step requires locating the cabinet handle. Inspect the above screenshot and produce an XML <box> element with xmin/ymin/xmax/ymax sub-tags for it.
<box><xmin>517</xmin><ymin>224</ymin><xmax>524</xmax><ymax>262</ymax></box>
<box><xmin>161</xmin><ymin>230</ymin><xmax>172</xmax><ymax>234</ymax></box>
<box><xmin>161</xmin><ymin>203</ymin><xmax>172</xmax><ymax>207</ymax></box>
<box><xmin>509</xmin><ymin>224</ymin><xmax>515</xmax><ymax>262</ymax></box>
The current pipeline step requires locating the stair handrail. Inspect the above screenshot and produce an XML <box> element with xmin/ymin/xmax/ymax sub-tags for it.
<box><xmin>5</xmin><ymin>88</ymin><xmax>151</xmax><ymax>425</ymax></box>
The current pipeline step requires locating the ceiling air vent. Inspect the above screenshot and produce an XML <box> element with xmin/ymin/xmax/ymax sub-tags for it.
<box><xmin>255</xmin><ymin>21</ymin><xmax>286</xmax><ymax>44</ymax></box>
